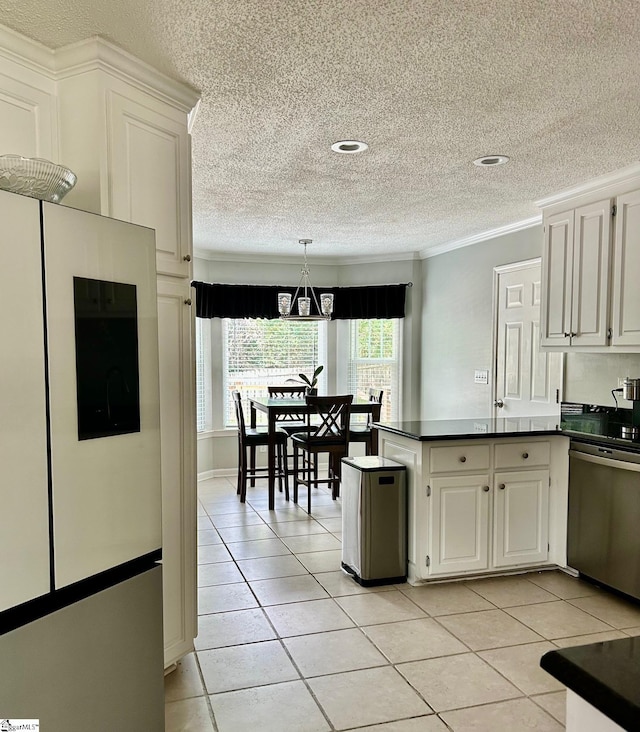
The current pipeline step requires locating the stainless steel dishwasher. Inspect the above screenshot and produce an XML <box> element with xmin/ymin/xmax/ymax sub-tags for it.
<box><xmin>568</xmin><ymin>440</ymin><xmax>640</xmax><ymax>601</ymax></box>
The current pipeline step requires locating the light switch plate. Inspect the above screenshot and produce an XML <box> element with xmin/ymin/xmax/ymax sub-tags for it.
<box><xmin>474</xmin><ymin>369</ymin><xmax>489</xmax><ymax>384</ymax></box>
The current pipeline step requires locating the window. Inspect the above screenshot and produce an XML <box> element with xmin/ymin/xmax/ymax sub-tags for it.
<box><xmin>223</xmin><ymin>319</ymin><xmax>326</xmax><ymax>427</ymax></box>
<box><xmin>348</xmin><ymin>319</ymin><xmax>401</xmax><ymax>421</ymax></box>
<box><xmin>195</xmin><ymin>318</ymin><xmax>211</xmax><ymax>433</ymax></box>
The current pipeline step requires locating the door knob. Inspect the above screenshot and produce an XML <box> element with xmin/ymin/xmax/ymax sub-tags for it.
<box><xmin>499</xmin><ymin>483</ymin><xmax>506</xmax><ymax>490</ymax></box>
<box><xmin>482</xmin><ymin>485</ymin><xmax>490</xmax><ymax>492</ymax></box>
<box><xmin>494</xmin><ymin>399</ymin><xmax>504</xmax><ymax>408</ymax></box>
<box><xmin>459</xmin><ymin>456</ymin><xmax>467</xmax><ymax>463</ymax></box>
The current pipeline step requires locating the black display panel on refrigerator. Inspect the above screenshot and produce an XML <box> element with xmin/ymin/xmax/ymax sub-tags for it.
<box><xmin>73</xmin><ymin>277</ymin><xmax>140</xmax><ymax>440</ymax></box>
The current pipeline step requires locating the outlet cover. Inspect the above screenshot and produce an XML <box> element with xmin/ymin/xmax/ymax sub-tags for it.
<box><xmin>474</xmin><ymin>369</ymin><xmax>489</xmax><ymax>385</ymax></box>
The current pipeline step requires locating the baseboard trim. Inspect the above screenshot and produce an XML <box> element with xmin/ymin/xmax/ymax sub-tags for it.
<box><xmin>198</xmin><ymin>469</ymin><xmax>235</xmax><ymax>481</ymax></box>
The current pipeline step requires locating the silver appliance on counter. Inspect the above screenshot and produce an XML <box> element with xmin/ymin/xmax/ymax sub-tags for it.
<box><xmin>568</xmin><ymin>440</ymin><xmax>640</xmax><ymax>601</ymax></box>
<box><xmin>611</xmin><ymin>377</ymin><xmax>640</xmax><ymax>438</ymax></box>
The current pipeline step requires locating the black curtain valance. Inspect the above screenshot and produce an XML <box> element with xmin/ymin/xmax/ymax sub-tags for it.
<box><xmin>191</xmin><ymin>281</ymin><xmax>408</xmax><ymax>320</ymax></box>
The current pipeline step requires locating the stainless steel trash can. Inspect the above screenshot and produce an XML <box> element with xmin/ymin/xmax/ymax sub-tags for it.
<box><xmin>341</xmin><ymin>456</ymin><xmax>407</xmax><ymax>586</ymax></box>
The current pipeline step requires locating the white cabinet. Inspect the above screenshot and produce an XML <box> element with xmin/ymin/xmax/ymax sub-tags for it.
<box><xmin>493</xmin><ymin>469</ymin><xmax>549</xmax><ymax>568</ymax></box>
<box><xmin>539</xmin><ymin>166</ymin><xmax>640</xmax><ymax>352</ymax></box>
<box><xmin>427</xmin><ymin>442</ymin><xmax>550</xmax><ymax>578</ymax></box>
<box><xmin>108</xmin><ymin>92</ymin><xmax>194</xmax><ymax>279</ymax></box>
<box><xmin>380</xmin><ymin>431</ymin><xmax>567</xmax><ymax>584</ymax></box>
<box><xmin>611</xmin><ymin>188</ymin><xmax>640</xmax><ymax>346</ymax></box>
<box><xmin>157</xmin><ymin>278</ymin><xmax>197</xmax><ymax>667</ymax></box>
<box><xmin>429</xmin><ymin>475</ymin><xmax>490</xmax><ymax>575</ymax></box>
<box><xmin>541</xmin><ymin>199</ymin><xmax>611</xmax><ymax>348</ymax></box>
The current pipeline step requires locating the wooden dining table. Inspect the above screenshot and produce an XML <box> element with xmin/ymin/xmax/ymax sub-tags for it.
<box><xmin>249</xmin><ymin>396</ymin><xmax>381</xmax><ymax>510</ymax></box>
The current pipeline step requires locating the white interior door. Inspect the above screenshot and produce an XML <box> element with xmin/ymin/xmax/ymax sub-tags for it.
<box><xmin>494</xmin><ymin>260</ymin><xmax>563</xmax><ymax>418</ymax></box>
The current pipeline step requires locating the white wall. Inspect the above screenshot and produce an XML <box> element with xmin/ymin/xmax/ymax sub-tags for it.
<box><xmin>420</xmin><ymin>226</ymin><xmax>543</xmax><ymax>419</ymax></box>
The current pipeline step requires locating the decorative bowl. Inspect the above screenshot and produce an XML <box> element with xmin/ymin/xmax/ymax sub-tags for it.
<box><xmin>0</xmin><ymin>154</ymin><xmax>77</xmax><ymax>203</ymax></box>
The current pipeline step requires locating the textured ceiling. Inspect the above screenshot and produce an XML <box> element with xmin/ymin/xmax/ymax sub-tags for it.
<box><xmin>3</xmin><ymin>1</ymin><xmax>640</xmax><ymax>258</ymax></box>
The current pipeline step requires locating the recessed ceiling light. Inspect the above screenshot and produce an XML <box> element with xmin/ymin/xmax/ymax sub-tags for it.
<box><xmin>331</xmin><ymin>140</ymin><xmax>369</xmax><ymax>154</ymax></box>
<box><xmin>473</xmin><ymin>154</ymin><xmax>510</xmax><ymax>167</ymax></box>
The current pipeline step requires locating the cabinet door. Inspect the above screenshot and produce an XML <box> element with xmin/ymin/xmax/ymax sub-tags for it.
<box><xmin>157</xmin><ymin>278</ymin><xmax>197</xmax><ymax>667</ymax></box>
<box><xmin>493</xmin><ymin>470</ymin><xmax>549</xmax><ymax>568</ymax></box>
<box><xmin>541</xmin><ymin>210</ymin><xmax>574</xmax><ymax>346</ymax></box>
<box><xmin>429</xmin><ymin>475</ymin><xmax>490</xmax><ymax>575</ymax></box>
<box><xmin>571</xmin><ymin>199</ymin><xmax>611</xmax><ymax>347</ymax></box>
<box><xmin>611</xmin><ymin>189</ymin><xmax>640</xmax><ymax>346</ymax></box>
<box><xmin>109</xmin><ymin>92</ymin><xmax>193</xmax><ymax>278</ymax></box>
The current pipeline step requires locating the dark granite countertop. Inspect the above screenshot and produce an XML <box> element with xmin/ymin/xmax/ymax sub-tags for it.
<box><xmin>541</xmin><ymin>637</ymin><xmax>640</xmax><ymax>731</ymax></box>
<box><xmin>374</xmin><ymin>417</ymin><xmax>562</xmax><ymax>441</ymax></box>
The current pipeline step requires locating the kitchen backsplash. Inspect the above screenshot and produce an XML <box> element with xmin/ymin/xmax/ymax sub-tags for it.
<box><xmin>564</xmin><ymin>352</ymin><xmax>640</xmax><ymax>406</ymax></box>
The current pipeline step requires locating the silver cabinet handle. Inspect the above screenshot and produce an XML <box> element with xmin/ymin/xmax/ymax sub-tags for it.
<box><xmin>494</xmin><ymin>399</ymin><xmax>504</xmax><ymax>408</ymax></box>
<box><xmin>522</xmin><ymin>452</ymin><xmax>529</xmax><ymax>459</ymax></box>
<box><xmin>183</xmin><ymin>254</ymin><xmax>192</xmax><ymax>262</ymax></box>
<box><xmin>482</xmin><ymin>485</ymin><xmax>490</xmax><ymax>492</ymax></box>
<box><xmin>459</xmin><ymin>456</ymin><xmax>467</xmax><ymax>463</ymax></box>
<box><xmin>499</xmin><ymin>483</ymin><xmax>505</xmax><ymax>490</ymax></box>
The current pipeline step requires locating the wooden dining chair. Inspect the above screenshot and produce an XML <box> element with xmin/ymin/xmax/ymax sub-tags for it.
<box><xmin>268</xmin><ymin>384</ymin><xmax>318</xmax><ymax>477</ymax></box>
<box><xmin>232</xmin><ymin>390</ymin><xmax>289</xmax><ymax>502</ymax></box>
<box><xmin>349</xmin><ymin>388</ymin><xmax>383</xmax><ymax>455</ymax></box>
<box><xmin>267</xmin><ymin>385</ymin><xmax>308</xmax><ymax>431</ymax></box>
<box><xmin>291</xmin><ymin>394</ymin><xmax>353</xmax><ymax>514</ymax></box>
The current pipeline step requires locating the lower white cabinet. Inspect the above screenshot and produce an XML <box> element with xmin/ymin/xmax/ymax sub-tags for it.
<box><xmin>493</xmin><ymin>470</ymin><xmax>549</xmax><ymax>568</ymax></box>
<box><xmin>429</xmin><ymin>475</ymin><xmax>491</xmax><ymax>575</ymax></box>
<box><xmin>380</xmin><ymin>431</ymin><xmax>568</xmax><ymax>584</ymax></box>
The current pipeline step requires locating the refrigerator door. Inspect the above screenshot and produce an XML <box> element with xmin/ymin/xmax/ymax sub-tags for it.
<box><xmin>0</xmin><ymin>190</ymin><xmax>51</xmax><ymax>611</ymax></box>
<box><xmin>42</xmin><ymin>203</ymin><xmax>162</xmax><ymax>588</ymax></box>
<box><xmin>0</xmin><ymin>565</ymin><xmax>164</xmax><ymax>731</ymax></box>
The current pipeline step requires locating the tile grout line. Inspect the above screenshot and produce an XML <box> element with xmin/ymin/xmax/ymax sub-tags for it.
<box><xmin>190</xmin><ymin>479</ymin><xmax>640</xmax><ymax>730</ymax></box>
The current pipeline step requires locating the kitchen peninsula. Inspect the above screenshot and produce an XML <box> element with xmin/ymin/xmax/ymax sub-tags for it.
<box><xmin>376</xmin><ymin>418</ymin><xmax>569</xmax><ymax>585</ymax></box>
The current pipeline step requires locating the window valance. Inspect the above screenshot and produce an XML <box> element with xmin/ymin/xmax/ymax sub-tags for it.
<box><xmin>191</xmin><ymin>281</ymin><xmax>408</xmax><ymax>320</ymax></box>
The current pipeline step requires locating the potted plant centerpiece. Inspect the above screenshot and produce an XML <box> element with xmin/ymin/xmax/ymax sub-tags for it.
<box><xmin>288</xmin><ymin>365</ymin><xmax>323</xmax><ymax>395</ymax></box>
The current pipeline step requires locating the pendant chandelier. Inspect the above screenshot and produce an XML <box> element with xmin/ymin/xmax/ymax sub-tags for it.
<box><xmin>278</xmin><ymin>239</ymin><xmax>334</xmax><ymax>320</ymax></box>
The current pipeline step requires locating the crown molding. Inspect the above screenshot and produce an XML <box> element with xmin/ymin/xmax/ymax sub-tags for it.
<box><xmin>54</xmin><ymin>37</ymin><xmax>200</xmax><ymax>113</ymax></box>
<box><xmin>536</xmin><ymin>161</ymin><xmax>640</xmax><ymax>209</ymax></box>
<box><xmin>419</xmin><ymin>216</ymin><xmax>542</xmax><ymax>259</ymax></box>
<box><xmin>193</xmin><ymin>248</ymin><xmax>341</xmax><ymax>266</ymax></box>
<box><xmin>0</xmin><ymin>24</ymin><xmax>56</xmax><ymax>76</ymax></box>
<box><xmin>193</xmin><ymin>246</ymin><xmax>420</xmax><ymax>267</ymax></box>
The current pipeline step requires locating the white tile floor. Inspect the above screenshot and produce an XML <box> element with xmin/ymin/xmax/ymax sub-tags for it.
<box><xmin>165</xmin><ymin>476</ymin><xmax>640</xmax><ymax>731</ymax></box>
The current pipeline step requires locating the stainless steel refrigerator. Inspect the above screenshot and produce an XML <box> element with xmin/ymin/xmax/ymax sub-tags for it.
<box><xmin>0</xmin><ymin>190</ymin><xmax>164</xmax><ymax>730</ymax></box>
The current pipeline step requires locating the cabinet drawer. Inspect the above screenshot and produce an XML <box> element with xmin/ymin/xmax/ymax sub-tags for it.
<box><xmin>494</xmin><ymin>441</ymin><xmax>550</xmax><ymax>469</ymax></box>
<box><xmin>430</xmin><ymin>444</ymin><xmax>490</xmax><ymax>474</ymax></box>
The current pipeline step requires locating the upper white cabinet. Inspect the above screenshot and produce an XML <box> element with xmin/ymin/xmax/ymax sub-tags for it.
<box><xmin>541</xmin><ymin>199</ymin><xmax>611</xmax><ymax>348</ymax></box>
<box><xmin>108</xmin><ymin>92</ymin><xmax>194</xmax><ymax>278</ymax></box>
<box><xmin>611</xmin><ymin>189</ymin><xmax>640</xmax><ymax>346</ymax></box>
<box><xmin>539</xmin><ymin>165</ymin><xmax>640</xmax><ymax>352</ymax></box>
<box><xmin>54</xmin><ymin>43</ymin><xmax>198</xmax><ymax>279</ymax></box>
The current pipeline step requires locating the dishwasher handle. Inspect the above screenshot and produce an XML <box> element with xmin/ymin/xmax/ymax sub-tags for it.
<box><xmin>569</xmin><ymin>449</ymin><xmax>640</xmax><ymax>473</ymax></box>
